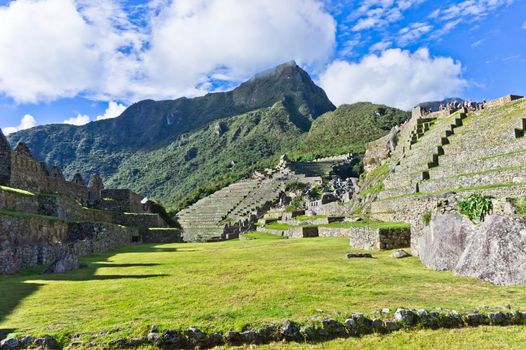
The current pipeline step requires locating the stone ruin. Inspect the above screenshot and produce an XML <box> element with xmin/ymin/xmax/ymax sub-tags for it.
<box><xmin>0</xmin><ymin>128</ymin><xmax>182</xmax><ymax>274</ymax></box>
<box><xmin>359</xmin><ymin>94</ymin><xmax>526</xmax><ymax>285</ymax></box>
<box><xmin>0</xmin><ymin>128</ymin><xmax>144</xmax><ymax>211</ymax></box>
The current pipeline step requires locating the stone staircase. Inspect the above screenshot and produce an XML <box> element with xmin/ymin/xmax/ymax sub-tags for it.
<box><xmin>176</xmin><ymin>158</ymin><xmax>339</xmax><ymax>242</ymax></box>
<box><xmin>370</xmin><ymin>98</ymin><xmax>526</xmax><ymax>238</ymax></box>
<box><xmin>379</xmin><ymin>110</ymin><xmax>467</xmax><ymax>199</ymax></box>
<box><xmin>515</xmin><ymin>118</ymin><xmax>526</xmax><ymax>138</ymax></box>
<box><xmin>287</xmin><ymin>161</ymin><xmax>339</xmax><ymax>177</ymax></box>
<box><xmin>177</xmin><ymin>179</ymin><xmax>261</xmax><ymax>241</ymax></box>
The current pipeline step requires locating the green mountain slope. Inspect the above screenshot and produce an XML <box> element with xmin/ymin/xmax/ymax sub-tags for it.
<box><xmin>8</xmin><ymin>61</ymin><xmax>335</xmax><ymax>179</ymax></box>
<box><xmin>108</xmin><ymin>102</ymin><xmax>409</xmax><ymax>211</ymax></box>
<box><xmin>6</xmin><ymin>62</ymin><xmax>409</xmax><ymax>211</ymax></box>
<box><xmin>108</xmin><ymin>101</ymin><xmax>305</xmax><ymax>210</ymax></box>
<box><xmin>293</xmin><ymin>102</ymin><xmax>409</xmax><ymax>159</ymax></box>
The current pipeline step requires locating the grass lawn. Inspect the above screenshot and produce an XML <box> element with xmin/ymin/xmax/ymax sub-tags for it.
<box><xmin>1</xmin><ymin>236</ymin><xmax>525</xmax><ymax>347</ymax></box>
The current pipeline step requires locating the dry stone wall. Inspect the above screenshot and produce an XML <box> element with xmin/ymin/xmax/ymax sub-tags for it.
<box><xmin>0</xmin><ymin>213</ymin><xmax>138</xmax><ymax>274</ymax></box>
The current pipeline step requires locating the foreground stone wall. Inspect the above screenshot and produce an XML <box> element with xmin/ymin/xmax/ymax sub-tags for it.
<box><xmin>141</xmin><ymin>228</ymin><xmax>182</xmax><ymax>243</ymax></box>
<box><xmin>5</xmin><ymin>307</ymin><xmax>525</xmax><ymax>349</ymax></box>
<box><xmin>0</xmin><ymin>214</ymin><xmax>138</xmax><ymax>274</ymax></box>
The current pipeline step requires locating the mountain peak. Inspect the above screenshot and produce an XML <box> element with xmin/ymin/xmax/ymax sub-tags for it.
<box><xmin>250</xmin><ymin>60</ymin><xmax>299</xmax><ymax>81</ymax></box>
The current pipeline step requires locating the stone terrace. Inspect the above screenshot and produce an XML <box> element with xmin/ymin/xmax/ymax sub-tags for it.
<box><xmin>177</xmin><ymin>161</ymin><xmax>337</xmax><ymax>242</ymax></box>
<box><xmin>369</xmin><ymin>97</ymin><xmax>526</xmax><ymax>251</ymax></box>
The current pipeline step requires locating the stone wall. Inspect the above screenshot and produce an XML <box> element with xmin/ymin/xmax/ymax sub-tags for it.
<box><xmin>114</xmin><ymin>213</ymin><xmax>168</xmax><ymax>228</ymax></box>
<box><xmin>0</xmin><ymin>129</ymin><xmax>11</xmax><ymax>186</ymax></box>
<box><xmin>0</xmin><ymin>213</ymin><xmax>139</xmax><ymax>274</ymax></box>
<box><xmin>140</xmin><ymin>228</ymin><xmax>182</xmax><ymax>243</ymax></box>
<box><xmin>485</xmin><ymin>95</ymin><xmax>523</xmax><ymax>109</ymax></box>
<box><xmin>317</xmin><ymin>226</ymin><xmax>410</xmax><ymax>250</ymax></box>
<box><xmin>363</xmin><ymin>135</ymin><xmax>389</xmax><ymax>174</ymax></box>
<box><xmin>288</xmin><ymin>226</ymin><xmax>319</xmax><ymax>238</ymax></box>
<box><xmin>101</xmin><ymin>189</ymin><xmax>145</xmax><ymax>213</ymax></box>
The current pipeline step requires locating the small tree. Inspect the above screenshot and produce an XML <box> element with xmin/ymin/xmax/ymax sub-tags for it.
<box><xmin>458</xmin><ymin>194</ymin><xmax>493</xmax><ymax>223</ymax></box>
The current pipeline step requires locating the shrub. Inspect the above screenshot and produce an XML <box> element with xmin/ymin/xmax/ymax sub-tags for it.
<box><xmin>422</xmin><ymin>211</ymin><xmax>432</xmax><ymax>226</ymax></box>
<box><xmin>285</xmin><ymin>181</ymin><xmax>308</xmax><ymax>192</ymax></box>
<box><xmin>307</xmin><ymin>185</ymin><xmax>323</xmax><ymax>200</ymax></box>
<box><xmin>509</xmin><ymin>197</ymin><xmax>526</xmax><ymax>215</ymax></box>
<box><xmin>286</xmin><ymin>196</ymin><xmax>304</xmax><ymax>212</ymax></box>
<box><xmin>457</xmin><ymin>194</ymin><xmax>493</xmax><ymax>223</ymax></box>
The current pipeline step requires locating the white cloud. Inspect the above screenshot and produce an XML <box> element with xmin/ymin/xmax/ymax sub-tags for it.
<box><xmin>140</xmin><ymin>0</ymin><xmax>336</xmax><ymax>99</ymax></box>
<box><xmin>522</xmin><ymin>21</ymin><xmax>526</xmax><ymax>29</ymax></box>
<box><xmin>319</xmin><ymin>48</ymin><xmax>467</xmax><ymax>110</ymax></box>
<box><xmin>64</xmin><ymin>114</ymin><xmax>91</xmax><ymax>125</ymax></box>
<box><xmin>3</xmin><ymin>114</ymin><xmax>37</xmax><ymax>135</ymax></box>
<box><xmin>0</xmin><ymin>0</ymin><xmax>144</xmax><ymax>104</ymax></box>
<box><xmin>0</xmin><ymin>0</ymin><xmax>335</xmax><ymax>104</ymax></box>
<box><xmin>96</xmin><ymin>101</ymin><xmax>127</xmax><ymax>120</ymax></box>
<box><xmin>398</xmin><ymin>22</ymin><xmax>432</xmax><ymax>46</ymax></box>
<box><xmin>351</xmin><ymin>0</ymin><xmax>425</xmax><ymax>31</ymax></box>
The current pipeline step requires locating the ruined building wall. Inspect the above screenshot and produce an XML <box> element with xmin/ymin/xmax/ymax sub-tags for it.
<box><xmin>0</xmin><ymin>130</ymin><xmax>11</xmax><ymax>186</ymax></box>
<box><xmin>9</xmin><ymin>143</ymin><xmax>49</xmax><ymax>193</ymax></box>
<box><xmin>101</xmin><ymin>189</ymin><xmax>145</xmax><ymax>213</ymax></box>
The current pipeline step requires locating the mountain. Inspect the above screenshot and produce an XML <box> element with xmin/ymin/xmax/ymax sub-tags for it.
<box><xmin>293</xmin><ymin>102</ymin><xmax>409</xmax><ymax>159</ymax></box>
<box><xmin>8</xmin><ymin>61</ymin><xmax>335</xmax><ymax>179</ymax></box>
<box><xmin>7</xmin><ymin>62</ymin><xmax>408</xmax><ymax>211</ymax></box>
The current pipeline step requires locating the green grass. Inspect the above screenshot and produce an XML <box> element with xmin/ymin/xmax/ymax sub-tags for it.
<box><xmin>295</xmin><ymin>215</ymin><xmax>328</xmax><ymax>221</ymax></box>
<box><xmin>1</xmin><ymin>238</ymin><xmax>525</xmax><ymax>346</ymax></box>
<box><xmin>242</xmin><ymin>231</ymin><xmax>285</xmax><ymax>240</ymax></box>
<box><xmin>265</xmin><ymin>222</ymin><xmax>294</xmax><ymax>230</ymax></box>
<box><xmin>0</xmin><ymin>185</ymin><xmax>35</xmax><ymax>196</ymax></box>
<box><xmin>0</xmin><ymin>209</ymin><xmax>60</xmax><ymax>221</ymax></box>
<box><xmin>477</xmin><ymin>148</ymin><xmax>526</xmax><ymax>161</ymax></box>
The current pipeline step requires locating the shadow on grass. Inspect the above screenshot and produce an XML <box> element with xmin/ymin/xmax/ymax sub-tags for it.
<box><xmin>91</xmin><ymin>263</ymin><xmax>161</xmax><ymax>268</ymax></box>
<box><xmin>0</xmin><ymin>243</ymin><xmax>180</xmax><ymax>332</ymax></box>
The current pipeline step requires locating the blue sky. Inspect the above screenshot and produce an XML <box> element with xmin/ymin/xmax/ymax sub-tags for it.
<box><xmin>0</xmin><ymin>0</ymin><xmax>525</xmax><ymax>133</ymax></box>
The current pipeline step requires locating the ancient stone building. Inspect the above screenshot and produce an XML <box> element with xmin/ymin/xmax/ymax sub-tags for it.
<box><xmin>0</xmin><ymin>128</ymin><xmax>146</xmax><ymax>209</ymax></box>
<box><xmin>0</xmin><ymin>129</ymin><xmax>11</xmax><ymax>186</ymax></box>
<box><xmin>88</xmin><ymin>175</ymin><xmax>104</xmax><ymax>203</ymax></box>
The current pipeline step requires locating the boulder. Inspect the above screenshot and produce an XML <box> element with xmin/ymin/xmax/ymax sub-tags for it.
<box><xmin>346</xmin><ymin>253</ymin><xmax>373</xmax><ymax>259</ymax></box>
<box><xmin>33</xmin><ymin>336</ymin><xmax>59</xmax><ymax>349</ymax></box>
<box><xmin>0</xmin><ymin>338</ymin><xmax>19</xmax><ymax>349</ymax></box>
<box><xmin>43</xmin><ymin>254</ymin><xmax>79</xmax><ymax>274</ymax></box>
<box><xmin>455</xmin><ymin>215</ymin><xmax>526</xmax><ymax>285</ymax></box>
<box><xmin>419</xmin><ymin>214</ymin><xmax>526</xmax><ymax>285</ymax></box>
<box><xmin>394</xmin><ymin>309</ymin><xmax>418</xmax><ymax>327</ymax></box>
<box><xmin>418</xmin><ymin>214</ymin><xmax>474</xmax><ymax>271</ymax></box>
<box><xmin>390</xmin><ymin>249</ymin><xmax>410</xmax><ymax>258</ymax></box>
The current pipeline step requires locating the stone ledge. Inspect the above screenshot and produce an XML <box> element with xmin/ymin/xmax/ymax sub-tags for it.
<box><xmin>3</xmin><ymin>308</ymin><xmax>525</xmax><ymax>349</ymax></box>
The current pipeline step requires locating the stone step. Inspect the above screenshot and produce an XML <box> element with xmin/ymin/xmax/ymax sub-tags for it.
<box><xmin>419</xmin><ymin>168</ymin><xmax>526</xmax><ymax>193</ymax></box>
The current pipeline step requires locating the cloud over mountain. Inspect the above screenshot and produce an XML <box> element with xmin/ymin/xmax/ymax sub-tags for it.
<box><xmin>319</xmin><ymin>48</ymin><xmax>467</xmax><ymax>110</ymax></box>
<box><xmin>0</xmin><ymin>0</ymin><xmax>336</xmax><ymax>103</ymax></box>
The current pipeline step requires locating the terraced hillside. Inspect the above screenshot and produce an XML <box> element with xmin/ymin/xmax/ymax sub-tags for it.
<box><xmin>177</xmin><ymin>159</ymin><xmax>343</xmax><ymax>242</ymax></box>
<box><xmin>361</xmin><ymin>97</ymin><xmax>525</xmax><ymax>249</ymax></box>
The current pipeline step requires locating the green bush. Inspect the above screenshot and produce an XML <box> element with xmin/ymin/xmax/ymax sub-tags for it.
<box><xmin>422</xmin><ymin>211</ymin><xmax>432</xmax><ymax>226</ymax></box>
<box><xmin>285</xmin><ymin>181</ymin><xmax>308</xmax><ymax>192</ymax></box>
<box><xmin>509</xmin><ymin>197</ymin><xmax>526</xmax><ymax>215</ymax></box>
<box><xmin>458</xmin><ymin>194</ymin><xmax>493</xmax><ymax>223</ymax></box>
<box><xmin>307</xmin><ymin>185</ymin><xmax>323</xmax><ymax>200</ymax></box>
<box><xmin>286</xmin><ymin>196</ymin><xmax>304</xmax><ymax>212</ymax></box>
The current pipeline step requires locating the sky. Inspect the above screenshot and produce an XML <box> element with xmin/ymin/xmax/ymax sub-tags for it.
<box><xmin>0</xmin><ymin>0</ymin><xmax>525</xmax><ymax>133</ymax></box>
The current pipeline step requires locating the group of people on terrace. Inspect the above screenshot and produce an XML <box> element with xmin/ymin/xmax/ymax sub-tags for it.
<box><xmin>439</xmin><ymin>99</ymin><xmax>485</xmax><ymax>112</ymax></box>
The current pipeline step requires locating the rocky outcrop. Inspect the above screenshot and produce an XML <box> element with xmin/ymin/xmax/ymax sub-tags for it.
<box><xmin>418</xmin><ymin>214</ymin><xmax>526</xmax><ymax>285</ymax></box>
<box><xmin>43</xmin><ymin>254</ymin><xmax>79</xmax><ymax>274</ymax></box>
